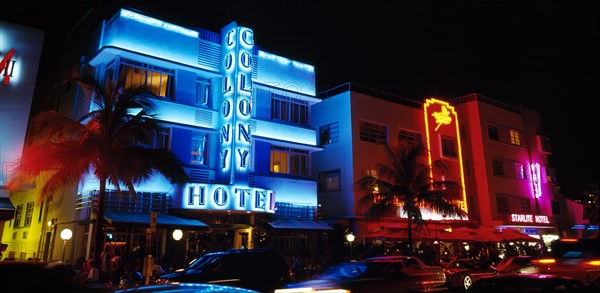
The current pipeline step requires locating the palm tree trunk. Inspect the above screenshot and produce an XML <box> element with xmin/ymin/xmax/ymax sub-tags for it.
<box><xmin>407</xmin><ymin>214</ymin><xmax>413</xmax><ymax>255</ymax></box>
<box><xmin>93</xmin><ymin>178</ymin><xmax>107</xmax><ymax>267</ymax></box>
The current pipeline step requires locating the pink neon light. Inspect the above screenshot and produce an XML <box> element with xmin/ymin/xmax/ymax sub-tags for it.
<box><xmin>530</xmin><ymin>163</ymin><xmax>541</xmax><ymax>198</ymax></box>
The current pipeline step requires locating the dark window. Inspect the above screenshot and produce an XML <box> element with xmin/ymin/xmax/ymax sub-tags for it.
<box><xmin>492</xmin><ymin>159</ymin><xmax>504</xmax><ymax>176</ymax></box>
<box><xmin>359</xmin><ymin>120</ymin><xmax>387</xmax><ymax>144</ymax></box>
<box><xmin>319</xmin><ymin>122</ymin><xmax>339</xmax><ymax>145</ymax></box>
<box><xmin>319</xmin><ymin>170</ymin><xmax>341</xmax><ymax>192</ymax></box>
<box><xmin>398</xmin><ymin>129</ymin><xmax>422</xmax><ymax>145</ymax></box>
<box><xmin>488</xmin><ymin>123</ymin><xmax>499</xmax><ymax>141</ymax></box>
<box><xmin>496</xmin><ymin>195</ymin><xmax>509</xmax><ymax>214</ymax></box>
<box><xmin>441</xmin><ymin>136</ymin><xmax>457</xmax><ymax>157</ymax></box>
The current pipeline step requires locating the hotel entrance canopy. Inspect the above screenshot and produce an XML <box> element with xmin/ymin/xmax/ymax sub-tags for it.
<box><xmin>104</xmin><ymin>211</ymin><xmax>208</xmax><ymax>229</ymax></box>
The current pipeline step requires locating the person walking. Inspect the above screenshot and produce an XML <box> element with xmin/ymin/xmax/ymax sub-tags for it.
<box><xmin>100</xmin><ymin>245</ymin><xmax>113</xmax><ymax>282</ymax></box>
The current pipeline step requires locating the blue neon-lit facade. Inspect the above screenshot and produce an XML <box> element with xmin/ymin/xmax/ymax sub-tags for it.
<box><xmin>77</xmin><ymin>9</ymin><xmax>322</xmax><ymax>228</ymax></box>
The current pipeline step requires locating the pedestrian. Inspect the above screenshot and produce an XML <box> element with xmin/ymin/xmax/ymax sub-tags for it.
<box><xmin>111</xmin><ymin>248</ymin><xmax>125</xmax><ymax>285</ymax></box>
<box><xmin>100</xmin><ymin>245</ymin><xmax>113</xmax><ymax>282</ymax></box>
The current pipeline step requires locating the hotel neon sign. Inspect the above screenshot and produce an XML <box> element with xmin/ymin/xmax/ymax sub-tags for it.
<box><xmin>184</xmin><ymin>183</ymin><xmax>275</xmax><ymax>213</ymax></box>
<box><xmin>1</xmin><ymin>48</ymin><xmax>16</xmax><ymax>86</ymax></box>
<box><xmin>510</xmin><ymin>213</ymin><xmax>550</xmax><ymax>224</ymax></box>
<box><xmin>530</xmin><ymin>162</ymin><xmax>542</xmax><ymax>198</ymax></box>
<box><xmin>424</xmin><ymin>98</ymin><xmax>468</xmax><ymax>213</ymax></box>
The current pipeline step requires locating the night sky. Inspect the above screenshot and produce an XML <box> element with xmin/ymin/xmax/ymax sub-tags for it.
<box><xmin>3</xmin><ymin>0</ymin><xmax>598</xmax><ymax>193</ymax></box>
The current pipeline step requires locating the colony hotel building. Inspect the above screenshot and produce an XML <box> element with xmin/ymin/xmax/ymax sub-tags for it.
<box><xmin>2</xmin><ymin>9</ymin><xmax>331</xmax><ymax>262</ymax></box>
<box><xmin>313</xmin><ymin>84</ymin><xmax>586</xmax><ymax>248</ymax></box>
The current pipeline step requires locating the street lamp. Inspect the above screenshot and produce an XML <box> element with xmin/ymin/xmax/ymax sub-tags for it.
<box><xmin>172</xmin><ymin>229</ymin><xmax>183</xmax><ymax>241</ymax></box>
<box><xmin>346</xmin><ymin>233</ymin><xmax>355</xmax><ymax>259</ymax></box>
<box><xmin>60</xmin><ymin>228</ymin><xmax>73</xmax><ymax>263</ymax></box>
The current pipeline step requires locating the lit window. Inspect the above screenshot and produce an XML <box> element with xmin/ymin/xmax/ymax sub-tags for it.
<box><xmin>510</xmin><ymin>130</ymin><xmax>521</xmax><ymax>146</ymax></box>
<box><xmin>270</xmin><ymin>146</ymin><xmax>309</xmax><ymax>177</ymax></box>
<box><xmin>271</xmin><ymin>94</ymin><xmax>309</xmax><ymax>125</ymax></box>
<box><xmin>196</xmin><ymin>78</ymin><xmax>212</xmax><ymax>106</ymax></box>
<box><xmin>191</xmin><ymin>134</ymin><xmax>207</xmax><ymax>165</ymax></box>
<box><xmin>118</xmin><ymin>58</ymin><xmax>174</xmax><ymax>97</ymax></box>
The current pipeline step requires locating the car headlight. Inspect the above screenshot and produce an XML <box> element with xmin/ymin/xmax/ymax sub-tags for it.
<box><xmin>275</xmin><ymin>288</ymin><xmax>350</xmax><ymax>293</ymax></box>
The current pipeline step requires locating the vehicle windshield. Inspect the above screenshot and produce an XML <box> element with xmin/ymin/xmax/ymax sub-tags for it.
<box><xmin>319</xmin><ymin>262</ymin><xmax>403</xmax><ymax>279</ymax></box>
<box><xmin>187</xmin><ymin>254</ymin><xmax>222</xmax><ymax>270</ymax></box>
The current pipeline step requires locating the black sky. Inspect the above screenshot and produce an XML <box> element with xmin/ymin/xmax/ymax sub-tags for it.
<box><xmin>3</xmin><ymin>0</ymin><xmax>598</xmax><ymax>192</ymax></box>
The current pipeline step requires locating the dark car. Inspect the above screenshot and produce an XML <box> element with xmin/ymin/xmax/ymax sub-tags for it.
<box><xmin>275</xmin><ymin>260</ymin><xmax>447</xmax><ymax>293</ymax></box>
<box><xmin>0</xmin><ymin>260</ymin><xmax>112</xmax><ymax>292</ymax></box>
<box><xmin>469</xmin><ymin>273</ymin><xmax>592</xmax><ymax>293</ymax></box>
<box><xmin>443</xmin><ymin>258</ymin><xmax>497</xmax><ymax>290</ymax></box>
<box><xmin>156</xmin><ymin>248</ymin><xmax>293</xmax><ymax>293</ymax></box>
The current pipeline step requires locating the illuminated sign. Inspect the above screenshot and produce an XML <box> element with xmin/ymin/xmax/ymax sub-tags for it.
<box><xmin>530</xmin><ymin>162</ymin><xmax>542</xmax><ymax>198</ymax></box>
<box><xmin>423</xmin><ymin>98</ymin><xmax>468</xmax><ymax>213</ymax></box>
<box><xmin>0</xmin><ymin>48</ymin><xmax>16</xmax><ymax>86</ymax></box>
<box><xmin>184</xmin><ymin>183</ymin><xmax>275</xmax><ymax>213</ymax></box>
<box><xmin>510</xmin><ymin>213</ymin><xmax>550</xmax><ymax>224</ymax></box>
<box><xmin>218</xmin><ymin>24</ymin><xmax>253</xmax><ymax>184</ymax></box>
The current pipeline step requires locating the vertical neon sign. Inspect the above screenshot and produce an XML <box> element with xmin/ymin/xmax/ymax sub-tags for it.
<box><xmin>423</xmin><ymin>98</ymin><xmax>468</xmax><ymax>213</ymax></box>
<box><xmin>530</xmin><ymin>162</ymin><xmax>542</xmax><ymax>198</ymax></box>
<box><xmin>219</xmin><ymin>23</ymin><xmax>254</xmax><ymax>184</ymax></box>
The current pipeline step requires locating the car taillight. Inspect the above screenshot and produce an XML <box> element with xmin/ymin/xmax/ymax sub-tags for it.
<box><xmin>533</xmin><ymin>258</ymin><xmax>556</xmax><ymax>265</ymax></box>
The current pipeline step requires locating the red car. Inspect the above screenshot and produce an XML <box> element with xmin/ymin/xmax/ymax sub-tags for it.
<box><xmin>443</xmin><ymin>258</ymin><xmax>498</xmax><ymax>290</ymax></box>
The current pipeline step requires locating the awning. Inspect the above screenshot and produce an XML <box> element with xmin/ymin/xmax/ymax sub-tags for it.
<box><xmin>104</xmin><ymin>211</ymin><xmax>208</xmax><ymax>229</ymax></box>
<box><xmin>268</xmin><ymin>218</ymin><xmax>334</xmax><ymax>230</ymax></box>
<box><xmin>0</xmin><ymin>197</ymin><xmax>16</xmax><ymax>221</ymax></box>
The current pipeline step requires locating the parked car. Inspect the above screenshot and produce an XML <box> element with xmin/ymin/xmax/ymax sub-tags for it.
<box><xmin>527</xmin><ymin>238</ymin><xmax>600</xmax><ymax>287</ymax></box>
<box><xmin>442</xmin><ymin>258</ymin><xmax>498</xmax><ymax>290</ymax></box>
<box><xmin>275</xmin><ymin>260</ymin><xmax>446</xmax><ymax>293</ymax></box>
<box><xmin>365</xmin><ymin>255</ymin><xmax>446</xmax><ymax>290</ymax></box>
<box><xmin>469</xmin><ymin>273</ymin><xmax>592</xmax><ymax>293</ymax></box>
<box><xmin>115</xmin><ymin>283</ymin><xmax>260</xmax><ymax>293</ymax></box>
<box><xmin>494</xmin><ymin>255</ymin><xmax>534</xmax><ymax>274</ymax></box>
<box><xmin>156</xmin><ymin>248</ymin><xmax>293</xmax><ymax>293</ymax></box>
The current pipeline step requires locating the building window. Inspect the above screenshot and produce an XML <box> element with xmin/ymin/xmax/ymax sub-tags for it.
<box><xmin>496</xmin><ymin>195</ymin><xmax>509</xmax><ymax>214</ymax></box>
<box><xmin>118</xmin><ymin>58</ymin><xmax>174</xmax><ymax>97</ymax></box>
<box><xmin>441</xmin><ymin>136</ymin><xmax>457</xmax><ymax>158</ymax></box>
<box><xmin>38</xmin><ymin>201</ymin><xmax>44</xmax><ymax>223</ymax></box>
<box><xmin>319</xmin><ymin>170</ymin><xmax>341</xmax><ymax>192</ymax></box>
<box><xmin>492</xmin><ymin>158</ymin><xmax>527</xmax><ymax>179</ymax></box>
<box><xmin>398</xmin><ymin>129</ymin><xmax>422</xmax><ymax>146</ymax></box>
<box><xmin>270</xmin><ymin>146</ymin><xmax>309</xmax><ymax>177</ymax></box>
<box><xmin>488</xmin><ymin>123</ymin><xmax>499</xmax><ymax>141</ymax></box>
<box><xmin>319</xmin><ymin>122</ymin><xmax>339</xmax><ymax>145</ymax></box>
<box><xmin>519</xmin><ymin>198</ymin><xmax>532</xmax><ymax>213</ymax></box>
<box><xmin>196</xmin><ymin>78</ymin><xmax>212</xmax><ymax>106</ymax></box>
<box><xmin>24</xmin><ymin>202</ymin><xmax>34</xmax><ymax>227</ymax></box>
<box><xmin>151</xmin><ymin>127</ymin><xmax>170</xmax><ymax>149</ymax></box>
<box><xmin>22</xmin><ymin>231</ymin><xmax>28</xmax><ymax>240</ymax></box>
<box><xmin>510</xmin><ymin>129</ymin><xmax>521</xmax><ymax>146</ymax></box>
<box><xmin>359</xmin><ymin>120</ymin><xmax>387</xmax><ymax>144</ymax></box>
<box><xmin>13</xmin><ymin>204</ymin><xmax>23</xmax><ymax>227</ymax></box>
<box><xmin>551</xmin><ymin>200</ymin><xmax>561</xmax><ymax>215</ymax></box>
<box><xmin>191</xmin><ymin>134</ymin><xmax>208</xmax><ymax>166</ymax></box>
<box><xmin>492</xmin><ymin>159</ymin><xmax>504</xmax><ymax>176</ymax></box>
<box><xmin>513</xmin><ymin>162</ymin><xmax>526</xmax><ymax>180</ymax></box>
<box><xmin>271</xmin><ymin>94</ymin><xmax>309</xmax><ymax>125</ymax></box>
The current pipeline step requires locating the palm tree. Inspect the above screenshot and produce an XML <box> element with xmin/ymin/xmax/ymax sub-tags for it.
<box><xmin>8</xmin><ymin>75</ymin><xmax>189</xmax><ymax>266</ymax></box>
<box><xmin>355</xmin><ymin>142</ymin><xmax>466</xmax><ymax>252</ymax></box>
